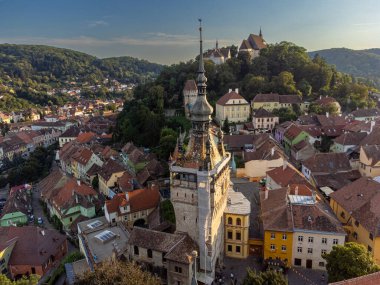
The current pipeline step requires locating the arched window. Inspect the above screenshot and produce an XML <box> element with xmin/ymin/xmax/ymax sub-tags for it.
<box><xmin>147</xmin><ymin>249</ymin><xmax>153</xmax><ymax>258</ymax></box>
<box><xmin>228</xmin><ymin>217</ymin><xmax>233</xmax><ymax>225</ymax></box>
<box><xmin>236</xmin><ymin>218</ymin><xmax>241</xmax><ymax>226</ymax></box>
<box><xmin>134</xmin><ymin>246</ymin><xmax>139</xmax><ymax>255</ymax></box>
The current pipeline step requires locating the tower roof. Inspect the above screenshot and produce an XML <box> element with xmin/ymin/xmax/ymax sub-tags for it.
<box><xmin>190</xmin><ymin>19</ymin><xmax>213</xmax><ymax>122</ymax></box>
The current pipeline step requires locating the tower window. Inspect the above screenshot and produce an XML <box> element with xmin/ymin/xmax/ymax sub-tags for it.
<box><xmin>147</xmin><ymin>249</ymin><xmax>152</xmax><ymax>258</ymax></box>
<box><xmin>134</xmin><ymin>246</ymin><xmax>139</xmax><ymax>255</ymax></box>
<box><xmin>236</xmin><ymin>218</ymin><xmax>241</xmax><ymax>226</ymax></box>
<box><xmin>228</xmin><ymin>217</ymin><xmax>232</xmax><ymax>225</ymax></box>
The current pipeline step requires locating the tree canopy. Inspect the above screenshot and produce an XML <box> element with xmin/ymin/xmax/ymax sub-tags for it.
<box><xmin>323</xmin><ymin>242</ymin><xmax>380</xmax><ymax>283</ymax></box>
<box><xmin>243</xmin><ymin>269</ymin><xmax>288</xmax><ymax>285</ymax></box>
<box><xmin>75</xmin><ymin>260</ymin><xmax>160</xmax><ymax>285</ymax></box>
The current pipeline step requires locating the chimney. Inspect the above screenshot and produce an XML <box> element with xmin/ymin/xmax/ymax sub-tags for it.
<box><xmin>295</xmin><ymin>186</ymin><xmax>299</xmax><ymax>196</ymax></box>
<box><xmin>264</xmin><ymin>188</ymin><xmax>268</xmax><ymax>200</ymax></box>
<box><xmin>271</xmin><ymin>147</ymin><xmax>275</xmax><ymax>157</ymax></box>
<box><xmin>228</xmin><ymin>88</ymin><xmax>232</xmax><ymax>93</ymax></box>
<box><xmin>75</xmin><ymin>194</ymin><xmax>79</xmax><ymax>204</ymax></box>
<box><xmin>77</xmin><ymin>180</ymin><xmax>81</xmax><ymax>186</ymax></box>
<box><xmin>370</xmin><ymin>120</ymin><xmax>375</xmax><ymax>133</ymax></box>
<box><xmin>326</xmin><ymin>112</ymin><xmax>329</xmax><ymax>118</ymax></box>
<box><xmin>283</xmin><ymin>160</ymin><xmax>287</xmax><ymax>170</ymax></box>
<box><xmin>235</xmin><ymin>88</ymin><xmax>239</xmax><ymax>94</ymax></box>
<box><xmin>312</xmin><ymin>190</ymin><xmax>316</xmax><ymax>202</ymax></box>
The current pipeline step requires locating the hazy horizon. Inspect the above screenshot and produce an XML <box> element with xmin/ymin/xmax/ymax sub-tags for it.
<box><xmin>1</xmin><ymin>0</ymin><xmax>379</xmax><ymax>64</ymax></box>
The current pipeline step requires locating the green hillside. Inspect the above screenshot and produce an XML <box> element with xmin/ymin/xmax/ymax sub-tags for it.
<box><xmin>309</xmin><ymin>48</ymin><xmax>380</xmax><ymax>87</ymax></box>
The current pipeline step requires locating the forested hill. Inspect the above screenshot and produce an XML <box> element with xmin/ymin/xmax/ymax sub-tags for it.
<box><xmin>0</xmin><ymin>44</ymin><xmax>163</xmax><ymax>86</ymax></box>
<box><xmin>309</xmin><ymin>48</ymin><xmax>380</xmax><ymax>87</ymax></box>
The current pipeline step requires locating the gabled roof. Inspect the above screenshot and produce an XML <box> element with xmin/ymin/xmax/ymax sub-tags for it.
<box><xmin>284</xmin><ymin>124</ymin><xmax>304</xmax><ymax>141</ymax></box>
<box><xmin>278</xmin><ymin>95</ymin><xmax>302</xmax><ymax>104</ymax></box>
<box><xmin>329</xmin><ymin>270</ymin><xmax>380</xmax><ymax>285</ymax></box>
<box><xmin>315</xmin><ymin>96</ymin><xmax>339</xmax><ymax>106</ymax></box>
<box><xmin>216</xmin><ymin>91</ymin><xmax>248</xmax><ymax>106</ymax></box>
<box><xmin>329</xmin><ymin>177</ymin><xmax>380</xmax><ymax>214</ymax></box>
<box><xmin>302</xmin><ymin>153</ymin><xmax>351</xmax><ymax>173</ymax></box>
<box><xmin>362</xmin><ymin>145</ymin><xmax>380</xmax><ymax>166</ymax></box>
<box><xmin>333</xmin><ymin>132</ymin><xmax>367</xmax><ymax>146</ymax></box>
<box><xmin>252</xmin><ymin>93</ymin><xmax>279</xmax><ymax>103</ymax></box>
<box><xmin>248</xmin><ymin>34</ymin><xmax>267</xmax><ymax>50</ymax></box>
<box><xmin>72</xmin><ymin>148</ymin><xmax>93</xmax><ymax>166</ymax></box>
<box><xmin>253</xmin><ymin>108</ymin><xmax>276</xmax><ymax>118</ymax></box>
<box><xmin>0</xmin><ymin>226</ymin><xmax>66</xmax><ymax>267</ymax></box>
<box><xmin>60</xmin><ymin>126</ymin><xmax>81</xmax><ymax>138</ymax></box>
<box><xmin>128</xmin><ymin>228</ymin><xmax>197</xmax><ymax>264</ymax></box>
<box><xmin>98</xmin><ymin>159</ymin><xmax>126</xmax><ymax>181</ymax></box>
<box><xmin>360</xmin><ymin>127</ymin><xmax>380</xmax><ymax>146</ymax></box>
<box><xmin>350</xmin><ymin>108</ymin><xmax>380</xmax><ymax>118</ymax></box>
<box><xmin>266</xmin><ymin>164</ymin><xmax>309</xmax><ymax>188</ymax></box>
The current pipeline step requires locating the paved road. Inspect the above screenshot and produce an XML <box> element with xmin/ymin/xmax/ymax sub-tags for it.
<box><xmin>31</xmin><ymin>184</ymin><xmax>54</xmax><ymax>229</ymax></box>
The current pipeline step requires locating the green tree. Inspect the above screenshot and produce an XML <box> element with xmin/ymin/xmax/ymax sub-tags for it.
<box><xmin>0</xmin><ymin>274</ymin><xmax>39</xmax><ymax>285</ymax></box>
<box><xmin>243</xmin><ymin>269</ymin><xmax>288</xmax><ymax>285</ymax></box>
<box><xmin>92</xmin><ymin>175</ymin><xmax>99</xmax><ymax>190</ymax></box>
<box><xmin>222</xmin><ymin>117</ymin><xmax>230</xmax><ymax>134</ymax></box>
<box><xmin>272</xmin><ymin>108</ymin><xmax>297</xmax><ymax>123</ymax></box>
<box><xmin>157</xmin><ymin>127</ymin><xmax>177</xmax><ymax>160</ymax></box>
<box><xmin>75</xmin><ymin>260</ymin><xmax>160</xmax><ymax>285</ymax></box>
<box><xmin>323</xmin><ymin>242</ymin><xmax>380</xmax><ymax>283</ymax></box>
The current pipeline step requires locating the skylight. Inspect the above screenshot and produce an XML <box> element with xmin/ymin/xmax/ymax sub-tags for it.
<box><xmin>87</xmin><ymin>220</ymin><xmax>103</xmax><ymax>229</ymax></box>
<box><xmin>95</xmin><ymin>230</ymin><xmax>116</xmax><ymax>242</ymax></box>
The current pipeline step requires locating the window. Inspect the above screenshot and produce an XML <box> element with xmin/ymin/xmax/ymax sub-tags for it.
<box><xmin>270</xmin><ymin>233</ymin><xmax>276</xmax><ymax>239</ymax></box>
<box><xmin>368</xmin><ymin>246</ymin><xmax>373</xmax><ymax>252</ymax></box>
<box><xmin>281</xmin><ymin>245</ymin><xmax>287</xmax><ymax>252</ymax></box>
<box><xmin>322</xmin><ymin>238</ymin><xmax>327</xmax><ymax>244</ymax></box>
<box><xmin>298</xmin><ymin>236</ymin><xmax>303</xmax><ymax>242</ymax></box>
<box><xmin>228</xmin><ymin>217</ymin><xmax>233</xmax><ymax>225</ymax></box>
<box><xmin>236</xmin><ymin>246</ymin><xmax>241</xmax><ymax>253</ymax></box>
<box><xmin>319</xmin><ymin>262</ymin><xmax>325</xmax><ymax>267</ymax></box>
<box><xmin>355</xmin><ymin>220</ymin><xmax>359</xmax><ymax>227</ymax></box>
<box><xmin>175</xmin><ymin>266</ymin><xmax>182</xmax><ymax>274</ymax></box>
<box><xmin>236</xmin><ymin>218</ymin><xmax>241</xmax><ymax>226</ymax></box>
<box><xmin>370</xmin><ymin>233</ymin><xmax>374</xmax><ymax>240</ymax></box>
<box><xmin>321</xmin><ymin>249</ymin><xmax>327</xmax><ymax>256</ymax></box>
<box><xmin>147</xmin><ymin>249</ymin><xmax>152</xmax><ymax>258</ymax></box>
<box><xmin>227</xmin><ymin>231</ymin><xmax>233</xmax><ymax>239</ymax></box>
<box><xmin>227</xmin><ymin>245</ymin><xmax>232</xmax><ymax>252</ymax></box>
<box><xmin>162</xmin><ymin>252</ymin><xmax>167</xmax><ymax>262</ymax></box>
<box><xmin>340</xmin><ymin>211</ymin><xmax>345</xmax><ymax>218</ymax></box>
<box><xmin>308</xmin><ymin>237</ymin><xmax>314</xmax><ymax>243</ymax></box>
<box><xmin>307</xmin><ymin>248</ymin><xmax>313</xmax><ymax>254</ymax></box>
<box><xmin>236</xmin><ymin>232</ymin><xmax>241</xmax><ymax>241</ymax></box>
<box><xmin>297</xmin><ymin>247</ymin><xmax>302</xmax><ymax>253</ymax></box>
<box><xmin>282</xmin><ymin>233</ymin><xmax>287</xmax><ymax>240</ymax></box>
<box><xmin>294</xmin><ymin>258</ymin><xmax>302</xmax><ymax>266</ymax></box>
<box><xmin>134</xmin><ymin>246</ymin><xmax>139</xmax><ymax>255</ymax></box>
<box><xmin>333</xmin><ymin>239</ymin><xmax>339</xmax><ymax>245</ymax></box>
<box><xmin>353</xmin><ymin>232</ymin><xmax>358</xmax><ymax>240</ymax></box>
<box><xmin>270</xmin><ymin>244</ymin><xmax>276</xmax><ymax>251</ymax></box>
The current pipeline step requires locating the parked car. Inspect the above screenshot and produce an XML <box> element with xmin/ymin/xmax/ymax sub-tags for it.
<box><xmin>38</xmin><ymin>217</ymin><xmax>43</xmax><ymax>225</ymax></box>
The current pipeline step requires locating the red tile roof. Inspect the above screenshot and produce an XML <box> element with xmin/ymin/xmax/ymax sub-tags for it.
<box><xmin>329</xmin><ymin>271</ymin><xmax>380</xmax><ymax>285</ymax></box>
<box><xmin>216</xmin><ymin>91</ymin><xmax>248</xmax><ymax>106</ymax></box>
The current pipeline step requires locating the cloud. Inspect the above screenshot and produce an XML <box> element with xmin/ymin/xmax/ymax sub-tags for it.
<box><xmin>87</xmin><ymin>20</ymin><xmax>109</xmax><ymax>28</ymax></box>
<box><xmin>0</xmin><ymin>33</ymin><xmax>234</xmax><ymax>48</ymax></box>
<box><xmin>352</xmin><ymin>22</ymin><xmax>379</xmax><ymax>26</ymax></box>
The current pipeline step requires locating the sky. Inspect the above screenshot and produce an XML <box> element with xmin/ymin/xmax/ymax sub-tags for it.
<box><xmin>0</xmin><ymin>0</ymin><xmax>379</xmax><ymax>65</ymax></box>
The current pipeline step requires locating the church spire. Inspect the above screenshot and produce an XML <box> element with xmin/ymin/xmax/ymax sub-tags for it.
<box><xmin>259</xmin><ymin>26</ymin><xmax>263</xmax><ymax>38</ymax></box>
<box><xmin>216</xmin><ymin>39</ymin><xmax>219</xmax><ymax>49</ymax></box>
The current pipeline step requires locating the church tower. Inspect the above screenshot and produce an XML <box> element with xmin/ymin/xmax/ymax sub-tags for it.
<box><xmin>170</xmin><ymin>20</ymin><xmax>231</xmax><ymax>283</ymax></box>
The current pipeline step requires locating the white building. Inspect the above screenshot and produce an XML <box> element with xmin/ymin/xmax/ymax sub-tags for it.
<box><xmin>204</xmin><ymin>41</ymin><xmax>231</xmax><ymax>65</ymax></box>
<box><xmin>238</xmin><ymin>29</ymin><xmax>267</xmax><ymax>59</ymax></box>
<box><xmin>289</xmin><ymin>195</ymin><xmax>346</xmax><ymax>269</ymax></box>
<box><xmin>252</xmin><ymin>108</ymin><xmax>279</xmax><ymax>131</ymax></box>
<box><xmin>215</xmin><ymin>89</ymin><xmax>250</xmax><ymax>125</ymax></box>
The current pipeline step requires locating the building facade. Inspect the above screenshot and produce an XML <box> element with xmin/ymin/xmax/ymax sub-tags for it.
<box><xmin>215</xmin><ymin>89</ymin><xmax>250</xmax><ymax>125</ymax></box>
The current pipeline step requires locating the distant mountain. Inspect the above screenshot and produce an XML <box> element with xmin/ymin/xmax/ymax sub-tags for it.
<box><xmin>0</xmin><ymin>44</ymin><xmax>164</xmax><ymax>86</ymax></box>
<box><xmin>309</xmin><ymin>48</ymin><xmax>380</xmax><ymax>87</ymax></box>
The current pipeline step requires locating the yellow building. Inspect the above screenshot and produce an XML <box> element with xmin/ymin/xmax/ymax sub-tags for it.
<box><xmin>98</xmin><ymin>159</ymin><xmax>126</xmax><ymax>196</ymax></box>
<box><xmin>330</xmin><ymin>177</ymin><xmax>380</xmax><ymax>264</ymax></box>
<box><xmin>0</xmin><ymin>239</ymin><xmax>16</xmax><ymax>274</ymax></box>
<box><xmin>224</xmin><ymin>190</ymin><xmax>250</xmax><ymax>259</ymax></box>
<box><xmin>260</xmin><ymin>188</ymin><xmax>293</xmax><ymax>267</ymax></box>
<box><xmin>359</xmin><ymin>145</ymin><xmax>380</xmax><ymax>178</ymax></box>
<box><xmin>251</xmin><ymin>93</ymin><xmax>309</xmax><ymax>112</ymax></box>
